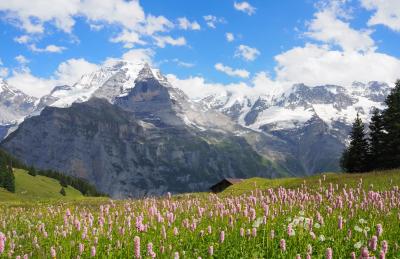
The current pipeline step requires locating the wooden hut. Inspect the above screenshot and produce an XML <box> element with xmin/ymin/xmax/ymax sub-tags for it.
<box><xmin>210</xmin><ymin>178</ymin><xmax>244</xmax><ymax>193</ymax></box>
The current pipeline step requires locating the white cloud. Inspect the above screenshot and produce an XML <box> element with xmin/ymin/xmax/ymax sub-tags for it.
<box><xmin>121</xmin><ymin>49</ymin><xmax>154</xmax><ymax>64</ymax></box>
<box><xmin>15</xmin><ymin>55</ymin><xmax>30</xmax><ymax>65</ymax></box>
<box><xmin>29</xmin><ymin>44</ymin><xmax>66</xmax><ymax>53</ymax></box>
<box><xmin>178</xmin><ymin>17</ymin><xmax>201</xmax><ymax>30</ymax></box>
<box><xmin>172</xmin><ymin>59</ymin><xmax>195</xmax><ymax>68</ymax></box>
<box><xmin>274</xmin><ymin>43</ymin><xmax>400</xmax><ymax>86</ymax></box>
<box><xmin>140</xmin><ymin>15</ymin><xmax>174</xmax><ymax>35</ymax></box>
<box><xmin>154</xmin><ymin>36</ymin><xmax>186</xmax><ymax>48</ymax></box>
<box><xmin>110</xmin><ymin>30</ymin><xmax>145</xmax><ymax>48</ymax></box>
<box><xmin>215</xmin><ymin>63</ymin><xmax>250</xmax><ymax>78</ymax></box>
<box><xmin>54</xmin><ymin>58</ymin><xmax>99</xmax><ymax>84</ymax></box>
<box><xmin>235</xmin><ymin>44</ymin><xmax>260</xmax><ymax>61</ymax></box>
<box><xmin>7</xmin><ymin>58</ymin><xmax>99</xmax><ymax>97</ymax></box>
<box><xmin>0</xmin><ymin>59</ymin><xmax>9</xmax><ymax>78</ymax></box>
<box><xmin>203</xmin><ymin>15</ymin><xmax>225</xmax><ymax>29</ymax></box>
<box><xmin>14</xmin><ymin>35</ymin><xmax>31</xmax><ymax>44</ymax></box>
<box><xmin>234</xmin><ymin>2</ymin><xmax>256</xmax><ymax>16</ymax></box>
<box><xmin>0</xmin><ymin>0</ymin><xmax>146</xmax><ymax>34</ymax></box>
<box><xmin>226</xmin><ymin>32</ymin><xmax>235</xmax><ymax>42</ymax></box>
<box><xmin>306</xmin><ymin>1</ymin><xmax>375</xmax><ymax>53</ymax></box>
<box><xmin>361</xmin><ymin>0</ymin><xmax>400</xmax><ymax>32</ymax></box>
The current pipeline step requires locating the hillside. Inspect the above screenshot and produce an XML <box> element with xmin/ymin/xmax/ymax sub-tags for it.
<box><xmin>222</xmin><ymin>169</ymin><xmax>400</xmax><ymax>195</ymax></box>
<box><xmin>0</xmin><ymin>169</ymin><xmax>84</xmax><ymax>202</ymax></box>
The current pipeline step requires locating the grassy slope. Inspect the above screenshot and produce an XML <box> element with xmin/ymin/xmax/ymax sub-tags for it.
<box><xmin>222</xmin><ymin>169</ymin><xmax>400</xmax><ymax>196</ymax></box>
<box><xmin>0</xmin><ymin>169</ymin><xmax>84</xmax><ymax>202</ymax></box>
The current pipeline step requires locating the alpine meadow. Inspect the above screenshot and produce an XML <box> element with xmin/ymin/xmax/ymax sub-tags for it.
<box><xmin>1</xmin><ymin>0</ymin><xmax>400</xmax><ymax>258</ymax></box>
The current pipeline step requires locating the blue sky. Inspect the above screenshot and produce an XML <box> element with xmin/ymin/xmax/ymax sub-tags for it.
<box><xmin>0</xmin><ymin>0</ymin><xmax>400</xmax><ymax>97</ymax></box>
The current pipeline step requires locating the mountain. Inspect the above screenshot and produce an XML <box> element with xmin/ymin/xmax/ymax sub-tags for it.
<box><xmin>0</xmin><ymin>61</ymin><xmax>392</xmax><ymax>196</ymax></box>
<box><xmin>1</xmin><ymin>65</ymin><xmax>285</xmax><ymax>198</ymax></box>
<box><xmin>200</xmin><ymin>81</ymin><xmax>390</xmax><ymax>174</ymax></box>
<box><xmin>0</xmin><ymin>79</ymin><xmax>38</xmax><ymax>139</ymax></box>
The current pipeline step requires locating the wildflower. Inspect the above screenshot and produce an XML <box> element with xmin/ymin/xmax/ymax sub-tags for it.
<box><xmin>350</xmin><ymin>252</ymin><xmax>356</xmax><ymax>259</ymax></box>
<box><xmin>376</xmin><ymin>224</ymin><xmax>383</xmax><ymax>237</ymax></box>
<box><xmin>306</xmin><ymin>254</ymin><xmax>311</xmax><ymax>259</ymax></box>
<box><xmin>270</xmin><ymin>230</ymin><xmax>275</xmax><ymax>239</ymax></box>
<box><xmin>354</xmin><ymin>241</ymin><xmax>363</xmax><ymax>249</ymax></box>
<box><xmin>220</xmin><ymin>231</ymin><xmax>225</xmax><ymax>243</ymax></box>
<box><xmin>208</xmin><ymin>246</ymin><xmax>213</xmax><ymax>256</ymax></box>
<box><xmin>354</xmin><ymin>226</ymin><xmax>363</xmax><ymax>232</ymax></box>
<box><xmin>280</xmin><ymin>239</ymin><xmax>286</xmax><ymax>252</ymax></box>
<box><xmin>79</xmin><ymin>243</ymin><xmax>84</xmax><ymax>255</ymax></box>
<box><xmin>50</xmin><ymin>246</ymin><xmax>56</xmax><ymax>258</ymax></box>
<box><xmin>382</xmin><ymin>240</ymin><xmax>388</xmax><ymax>254</ymax></box>
<box><xmin>379</xmin><ymin>250</ymin><xmax>385</xmax><ymax>259</ymax></box>
<box><xmin>338</xmin><ymin>216</ymin><xmax>343</xmax><ymax>230</ymax></box>
<box><xmin>0</xmin><ymin>232</ymin><xmax>5</xmax><ymax>254</ymax></box>
<box><xmin>361</xmin><ymin>247</ymin><xmax>369</xmax><ymax>258</ymax></box>
<box><xmin>91</xmin><ymin>246</ymin><xmax>96</xmax><ymax>257</ymax></box>
<box><xmin>134</xmin><ymin>236</ymin><xmax>140</xmax><ymax>259</ymax></box>
<box><xmin>296</xmin><ymin>254</ymin><xmax>301</xmax><ymax>259</ymax></box>
<box><xmin>325</xmin><ymin>248</ymin><xmax>332</xmax><ymax>259</ymax></box>
<box><xmin>174</xmin><ymin>252</ymin><xmax>179</xmax><ymax>259</ymax></box>
<box><xmin>370</xmin><ymin>235</ymin><xmax>378</xmax><ymax>251</ymax></box>
<box><xmin>240</xmin><ymin>228</ymin><xmax>244</xmax><ymax>237</ymax></box>
<box><xmin>252</xmin><ymin>227</ymin><xmax>257</xmax><ymax>237</ymax></box>
<box><xmin>307</xmin><ymin>244</ymin><xmax>312</xmax><ymax>254</ymax></box>
<box><xmin>319</xmin><ymin>235</ymin><xmax>325</xmax><ymax>242</ymax></box>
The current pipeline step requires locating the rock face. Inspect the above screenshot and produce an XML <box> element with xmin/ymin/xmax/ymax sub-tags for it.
<box><xmin>1</xmin><ymin>66</ymin><xmax>284</xmax><ymax>198</ymax></box>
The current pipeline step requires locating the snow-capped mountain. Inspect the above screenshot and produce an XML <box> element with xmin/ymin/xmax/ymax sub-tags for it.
<box><xmin>201</xmin><ymin>81</ymin><xmax>390</xmax><ymax>132</ymax></box>
<box><xmin>0</xmin><ymin>79</ymin><xmax>38</xmax><ymax>139</ymax></box>
<box><xmin>0</xmin><ymin>61</ymin><xmax>393</xmax><ymax>179</ymax></box>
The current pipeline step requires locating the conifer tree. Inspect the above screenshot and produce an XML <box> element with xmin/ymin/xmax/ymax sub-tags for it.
<box><xmin>341</xmin><ymin>113</ymin><xmax>369</xmax><ymax>173</ymax></box>
<box><xmin>60</xmin><ymin>187</ymin><xmax>66</xmax><ymax>196</ymax></box>
<box><xmin>3</xmin><ymin>166</ymin><xmax>15</xmax><ymax>193</ymax></box>
<box><xmin>381</xmin><ymin>79</ymin><xmax>400</xmax><ymax>169</ymax></box>
<box><xmin>368</xmin><ymin>108</ymin><xmax>385</xmax><ymax>170</ymax></box>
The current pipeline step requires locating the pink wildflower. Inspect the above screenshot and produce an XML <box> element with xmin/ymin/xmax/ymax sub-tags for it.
<box><xmin>50</xmin><ymin>246</ymin><xmax>56</xmax><ymax>258</ymax></box>
<box><xmin>280</xmin><ymin>239</ymin><xmax>286</xmax><ymax>252</ymax></box>
<box><xmin>220</xmin><ymin>230</ymin><xmax>225</xmax><ymax>243</ymax></box>
<box><xmin>134</xmin><ymin>236</ymin><xmax>140</xmax><ymax>259</ymax></box>
<box><xmin>90</xmin><ymin>246</ymin><xmax>96</xmax><ymax>257</ymax></box>
<box><xmin>325</xmin><ymin>248</ymin><xmax>332</xmax><ymax>259</ymax></box>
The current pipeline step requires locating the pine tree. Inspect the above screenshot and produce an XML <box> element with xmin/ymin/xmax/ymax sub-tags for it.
<box><xmin>341</xmin><ymin>114</ymin><xmax>369</xmax><ymax>173</ymax></box>
<box><xmin>60</xmin><ymin>187</ymin><xmax>66</xmax><ymax>196</ymax></box>
<box><xmin>381</xmin><ymin>79</ymin><xmax>400</xmax><ymax>169</ymax></box>
<box><xmin>60</xmin><ymin>177</ymin><xmax>68</xmax><ymax>188</ymax></box>
<box><xmin>3</xmin><ymin>166</ymin><xmax>15</xmax><ymax>193</ymax></box>
<box><xmin>28</xmin><ymin>166</ymin><xmax>37</xmax><ymax>177</ymax></box>
<box><xmin>368</xmin><ymin>108</ymin><xmax>385</xmax><ymax>170</ymax></box>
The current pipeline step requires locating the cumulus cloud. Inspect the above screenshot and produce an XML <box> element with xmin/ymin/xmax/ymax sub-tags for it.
<box><xmin>234</xmin><ymin>1</ymin><xmax>256</xmax><ymax>16</ymax></box>
<box><xmin>14</xmin><ymin>35</ymin><xmax>31</xmax><ymax>44</ymax></box>
<box><xmin>120</xmin><ymin>49</ymin><xmax>154</xmax><ymax>64</ymax></box>
<box><xmin>0</xmin><ymin>59</ymin><xmax>9</xmax><ymax>78</ymax></box>
<box><xmin>203</xmin><ymin>15</ymin><xmax>226</xmax><ymax>29</ymax></box>
<box><xmin>177</xmin><ymin>17</ymin><xmax>201</xmax><ymax>30</ymax></box>
<box><xmin>274</xmin><ymin>43</ymin><xmax>400</xmax><ymax>86</ymax></box>
<box><xmin>0</xmin><ymin>0</ymin><xmax>145</xmax><ymax>34</ymax></box>
<box><xmin>215</xmin><ymin>63</ymin><xmax>250</xmax><ymax>78</ymax></box>
<box><xmin>154</xmin><ymin>36</ymin><xmax>186</xmax><ymax>48</ymax></box>
<box><xmin>29</xmin><ymin>44</ymin><xmax>66</xmax><ymax>53</ymax></box>
<box><xmin>15</xmin><ymin>55</ymin><xmax>29</xmax><ymax>65</ymax></box>
<box><xmin>235</xmin><ymin>44</ymin><xmax>260</xmax><ymax>61</ymax></box>
<box><xmin>226</xmin><ymin>32</ymin><xmax>235</xmax><ymax>42</ymax></box>
<box><xmin>361</xmin><ymin>0</ymin><xmax>400</xmax><ymax>32</ymax></box>
<box><xmin>7</xmin><ymin>58</ymin><xmax>99</xmax><ymax>97</ymax></box>
<box><xmin>306</xmin><ymin>2</ymin><xmax>375</xmax><ymax>52</ymax></box>
<box><xmin>110</xmin><ymin>30</ymin><xmax>145</xmax><ymax>48</ymax></box>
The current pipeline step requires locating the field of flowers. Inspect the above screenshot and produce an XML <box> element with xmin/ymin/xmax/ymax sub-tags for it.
<box><xmin>0</xmin><ymin>172</ymin><xmax>399</xmax><ymax>258</ymax></box>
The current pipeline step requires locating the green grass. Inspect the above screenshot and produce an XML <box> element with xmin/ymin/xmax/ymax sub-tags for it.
<box><xmin>223</xmin><ymin>169</ymin><xmax>400</xmax><ymax>196</ymax></box>
<box><xmin>0</xmin><ymin>169</ymin><xmax>84</xmax><ymax>202</ymax></box>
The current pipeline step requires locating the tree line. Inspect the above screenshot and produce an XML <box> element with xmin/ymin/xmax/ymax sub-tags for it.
<box><xmin>0</xmin><ymin>149</ymin><xmax>105</xmax><ymax>196</ymax></box>
<box><xmin>341</xmin><ymin>79</ymin><xmax>400</xmax><ymax>173</ymax></box>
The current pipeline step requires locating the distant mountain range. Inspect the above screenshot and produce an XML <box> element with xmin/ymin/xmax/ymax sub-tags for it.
<box><xmin>0</xmin><ymin>61</ymin><xmax>391</xmax><ymax>197</ymax></box>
